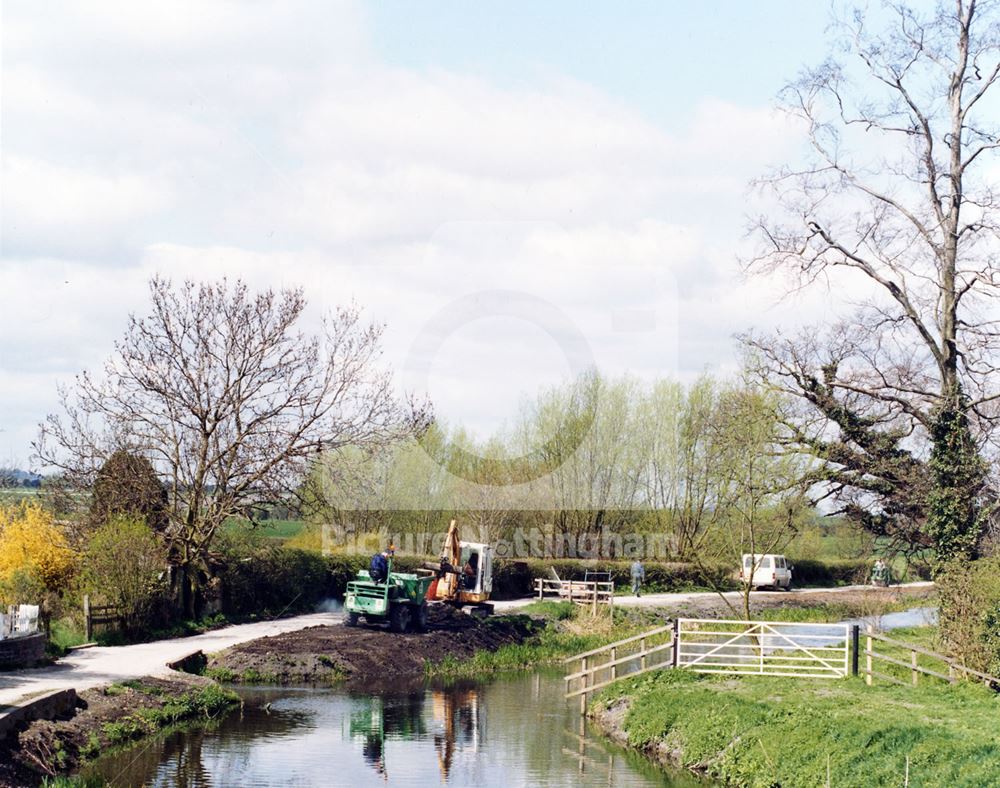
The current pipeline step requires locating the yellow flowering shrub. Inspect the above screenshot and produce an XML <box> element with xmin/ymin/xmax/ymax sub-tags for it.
<box><xmin>0</xmin><ymin>501</ymin><xmax>77</xmax><ymax>592</ymax></box>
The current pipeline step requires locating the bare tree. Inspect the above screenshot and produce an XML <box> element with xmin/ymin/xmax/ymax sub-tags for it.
<box><xmin>35</xmin><ymin>277</ymin><xmax>428</xmax><ymax>615</ymax></box>
<box><xmin>745</xmin><ymin>0</ymin><xmax>1000</xmax><ymax>566</ymax></box>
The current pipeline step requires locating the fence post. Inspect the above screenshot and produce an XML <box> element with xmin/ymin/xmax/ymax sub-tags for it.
<box><xmin>580</xmin><ymin>656</ymin><xmax>589</xmax><ymax>715</ymax></box>
<box><xmin>911</xmin><ymin>650</ymin><xmax>918</xmax><ymax>686</ymax></box>
<box><xmin>865</xmin><ymin>624</ymin><xmax>873</xmax><ymax>686</ymax></box>
<box><xmin>851</xmin><ymin>625</ymin><xmax>859</xmax><ymax>676</ymax></box>
<box><xmin>671</xmin><ymin>620</ymin><xmax>680</xmax><ymax>668</ymax></box>
<box><xmin>610</xmin><ymin>646</ymin><xmax>617</xmax><ymax>682</ymax></box>
<box><xmin>83</xmin><ymin>594</ymin><xmax>92</xmax><ymax>642</ymax></box>
<box><xmin>537</xmin><ymin>579</ymin><xmax>543</xmax><ymax>600</ymax></box>
<box><xmin>591</xmin><ymin>583</ymin><xmax>598</xmax><ymax>617</ymax></box>
<box><xmin>640</xmin><ymin>638</ymin><xmax>647</xmax><ymax>671</ymax></box>
<box><xmin>760</xmin><ymin>626</ymin><xmax>765</xmax><ymax>675</ymax></box>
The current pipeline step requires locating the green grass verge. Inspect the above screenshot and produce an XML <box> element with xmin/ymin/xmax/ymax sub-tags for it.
<box><xmin>596</xmin><ymin>638</ymin><xmax>1000</xmax><ymax>787</ymax></box>
<box><xmin>427</xmin><ymin>628</ymin><xmax>604</xmax><ymax>679</ymax></box>
<box><xmin>47</xmin><ymin>619</ymin><xmax>88</xmax><ymax>655</ymax></box>
<box><xmin>40</xmin><ymin>778</ymin><xmax>105</xmax><ymax>788</ymax></box>
<box><xmin>426</xmin><ymin>604</ymin><xmax>660</xmax><ymax>680</ymax></box>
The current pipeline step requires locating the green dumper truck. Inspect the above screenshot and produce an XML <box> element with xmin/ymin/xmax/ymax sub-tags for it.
<box><xmin>344</xmin><ymin>559</ymin><xmax>435</xmax><ymax>633</ymax></box>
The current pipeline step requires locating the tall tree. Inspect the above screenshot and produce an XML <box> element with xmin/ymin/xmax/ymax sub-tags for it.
<box><xmin>708</xmin><ymin>384</ymin><xmax>808</xmax><ymax>619</ymax></box>
<box><xmin>744</xmin><ymin>0</ymin><xmax>1000</xmax><ymax>566</ymax></box>
<box><xmin>35</xmin><ymin>276</ymin><xmax>427</xmax><ymax>615</ymax></box>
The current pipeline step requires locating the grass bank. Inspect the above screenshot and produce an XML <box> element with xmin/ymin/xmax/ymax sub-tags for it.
<box><xmin>424</xmin><ymin>592</ymin><xmax>935</xmax><ymax>681</ymax></box>
<box><xmin>426</xmin><ymin>601</ymin><xmax>656</xmax><ymax>680</ymax></box>
<box><xmin>592</xmin><ymin>629</ymin><xmax>1000</xmax><ymax>787</ymax></box>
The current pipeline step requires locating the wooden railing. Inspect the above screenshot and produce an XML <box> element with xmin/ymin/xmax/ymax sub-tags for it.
<box><xmin>564</xmin><ymin>619</ymin><xmax>1000</xmax><ymax>717</ymax></box>
<box><xmin>861</xmin><ymin>626</ymin><xmax>1000</xmax><ymax>689</ymax></box>
<box><xmin>83</xmin><ymin>595</ymin><xmax>123</xmax><ymax>640</ymax></box>
<box><xmin>534</xmin><ymin>578</ymin><xmax>614</xmax><ymax>615</ymax></box>
<box><xmin>563</xmin><ymin>623</ymin><xmax>675</xmax><ymax>712</ymax></box>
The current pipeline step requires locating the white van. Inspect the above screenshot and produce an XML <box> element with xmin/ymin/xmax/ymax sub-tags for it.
<box><xmin>740</xmin><ymin>554</ymin><xmax>792</xmax><ymax>590</ymax></box>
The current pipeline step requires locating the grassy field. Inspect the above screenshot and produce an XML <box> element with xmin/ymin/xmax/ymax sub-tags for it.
<box><xmin>593</xmin><ymin>621</ymin><xmax>1000</xmax><ymax>787</ymax></box>
<box><xmin>222</xmin><ymin>518</ymin><xmax>307</xmax><ymax>540</ymax></box>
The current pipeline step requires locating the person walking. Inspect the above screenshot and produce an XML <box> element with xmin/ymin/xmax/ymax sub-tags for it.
<box><xmin>630</xmin><ymin>559</ymin><xmax>645</xmax><ymax>597</ymax></box>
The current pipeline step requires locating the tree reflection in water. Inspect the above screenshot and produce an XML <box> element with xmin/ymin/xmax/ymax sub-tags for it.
<box><xmin>347</xmin><ymin>683</ymin><xmax>481</xmax><ymax>781</ymax></box>
<box><xmin>80</xmin><ymin>674</ymin><xmax>686</xmax><ymax>787</ymax></box>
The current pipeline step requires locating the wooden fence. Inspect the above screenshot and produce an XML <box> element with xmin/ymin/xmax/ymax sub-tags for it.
<box><xmin>534</xmin><ymin>578</ymin><xmax>614</xmax><ymax>615</ymax></box>
<box><xmin>83</xmin><ymin>595</ymin><xmax>123</xmax><ymax>641</ymax></box>
<box><xmin>861</xmin><ymin>625</ymin><xmax>1000</xmax><ymax>689</ymax></box>
<box><xmin>564</xmin><ymin>618</ymin><xmax>1000</xmax><ymax>715</ymax></box>
<box><xmin>564</xmin><ymin>623</ymin><xmax>675</xmax><ymax>712</ymax></box>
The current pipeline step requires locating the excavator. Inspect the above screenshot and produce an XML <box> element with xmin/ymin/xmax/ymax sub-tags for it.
<box><xmin>344</xmin><ymin>520</ymin><xmax>495</xmax><ymax>631</ymax></box>
<box><xmin>425</xmin><ymin>519</ymin><xmax>495</xmax><ymax>617</ymax></box>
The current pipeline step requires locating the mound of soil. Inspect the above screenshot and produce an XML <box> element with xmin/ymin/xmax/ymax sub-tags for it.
<box><xmin>0</xmin><ymin>675</ymin><xmax>218</xmax><ymax>787</ymax></box>
<box><xmin>206</xmin><ymin>605</ymin><xmax>540</xmax><ymax>685</ymax></box>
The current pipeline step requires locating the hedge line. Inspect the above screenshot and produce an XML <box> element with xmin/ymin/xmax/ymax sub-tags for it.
<box><xmin>486</xmin><ymin>556</ymin><xmax>928</xmax><ymax>598</ymax></box>
<box><xmin>215</xmin><ymin>541</ymin><xmax>921</xmax><ymax>615</ymax></box>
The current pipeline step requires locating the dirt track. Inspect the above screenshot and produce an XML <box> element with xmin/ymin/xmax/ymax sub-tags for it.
<box><xmin>648</xmin><ymin>583</ymin><xmax>936</xmax><ymax>620</ymax></box>
<box><xmin>206</xmin><ymin>605</ymin><xmax>538</xmax><ymax>686</ymax></box>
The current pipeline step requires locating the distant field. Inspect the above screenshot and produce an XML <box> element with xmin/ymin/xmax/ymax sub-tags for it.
<box><xmin>0</xmin><ymin>489</ymin><xmax>46</xmax><ymax>504</ymax></box>
<box><xmin>223</xmin><ymin>518</ymin><xmax>307</xmax><ymax>540</ymax></box>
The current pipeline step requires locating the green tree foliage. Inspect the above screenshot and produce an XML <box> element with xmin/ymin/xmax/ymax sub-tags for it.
<box><xmin>311</xmin><ymin>370</ymin><xmax>806</xmax><ymax>573</ymax></box>
<box><xmin>937</xmin><ymin>557</ymin><xmax>1000</xmax><ymax>674</ymax></box>
<box><xmin>926</xmin><ymin>398</ymin><xmax>990</xmax><ymax>570</ymax></box>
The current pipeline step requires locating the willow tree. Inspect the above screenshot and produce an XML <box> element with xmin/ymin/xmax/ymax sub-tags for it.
<box><xmin>35</xmin><ymin>277</ymin><xmax>426</xmax><ymax>615</ymax></box>
<box><xmin>745</xmin><ymin>0</ymin><xmax>1000</xmax><ymax>566</ymax></box>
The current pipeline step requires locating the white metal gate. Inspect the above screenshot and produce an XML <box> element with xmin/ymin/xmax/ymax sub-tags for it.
<box><xmin>676</xmin><ymin>618</ymin><xmax>850</xmax><ymax>679</ymax></box>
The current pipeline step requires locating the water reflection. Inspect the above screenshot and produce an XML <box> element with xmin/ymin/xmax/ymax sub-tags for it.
<box><xmin>83</xmin><ymin>671</ymin><xmax>703</xmax><ymax>787</ymax></box>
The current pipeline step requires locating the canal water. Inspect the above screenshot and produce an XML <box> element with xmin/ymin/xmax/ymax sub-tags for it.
<box><xmin>82</xmin><ymin>669</ymin><xmax>709</xmax><ymax>788</ymax></box>
<box><xmin>81</xmin><ymin>607</ymin><xmax>935</xmax><ymax>787</ymax></box>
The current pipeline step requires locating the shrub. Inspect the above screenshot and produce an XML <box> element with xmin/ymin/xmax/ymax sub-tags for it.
<box><xmin>217</xmin><ymin>532</ymin><xmax>330</xmax><ymax>616</ymax></box>
<box><xmin>484</xmin><ymin>557</ymin><xmax>735</xmax><ymax>598</ymax></box>
<box><xmin>89</xmin><ymin>450</ymin><xmax>168</xmax><ymax>532</ymax></box>
<box><xmin>937</xmin><ymin>557</ymin><xmax>1000</xmax><ymax>673</ymax></box>
<box><xmin>0</xmin><ymin>501</ymin><xmax>77</xmax><ymax>603</ymax></box>
<box><xmin>82</xmin><ymin>517</ymin><xmax>167</xmax><ymax>632</ymax></box>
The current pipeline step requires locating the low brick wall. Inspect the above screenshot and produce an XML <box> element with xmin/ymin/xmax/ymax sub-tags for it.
<box><xmin>0</xmin><ymin>633</ymin><xmax>47</xmax><ymax>670</ymax></box>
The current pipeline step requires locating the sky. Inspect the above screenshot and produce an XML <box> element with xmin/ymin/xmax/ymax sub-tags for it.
<box><xmin>0</xmin><ymin>0</ymin><xmax>855</xmax><ymax>466</ymax></box>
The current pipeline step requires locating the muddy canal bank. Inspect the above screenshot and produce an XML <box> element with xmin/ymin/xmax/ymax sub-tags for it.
<box><xmin>0</xmin><ymin>675</ymin><xmax>238</xmax><ymax>787</ymax></box>
<box><xmin>204</xmin><ymin>606</ymin><xmax>540</xmax><ymax>685</ymax></box>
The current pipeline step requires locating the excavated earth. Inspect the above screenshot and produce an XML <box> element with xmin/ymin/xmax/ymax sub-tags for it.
<box><xmin>205</xmin><ymin>605</ymin><xmax>540</xmax><ymax>685</ymax></box>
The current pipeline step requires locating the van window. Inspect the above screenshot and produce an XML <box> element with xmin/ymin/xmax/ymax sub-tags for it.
<box><xmin>760</xmin><ymin>556</ymin><xmax>772</xmax><ymax>569</ymax></box>
<box><xmin>776</xmin><ymin>557</ymin><xmax>786</xmax><ymax>569</ymax></box>
<box><xmin>743</xmin><ymin>556</ymin><xmax>752</xmax><ymax>569</ymax></box>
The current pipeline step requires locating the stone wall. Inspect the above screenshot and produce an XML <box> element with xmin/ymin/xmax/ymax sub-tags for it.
<box><xmin>0</xmin><ymin>633</ymin><xmax>47</xmax><ymax>670</ymax></box>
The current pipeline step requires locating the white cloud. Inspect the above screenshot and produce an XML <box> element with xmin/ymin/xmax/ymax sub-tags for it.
<box><xmin>1</xmin><ymin>0</ymin><xmax>818</xmax><ymax>461</ymax></box>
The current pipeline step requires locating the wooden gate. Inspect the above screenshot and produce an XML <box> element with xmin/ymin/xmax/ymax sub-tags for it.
<box><xmin>676</xmin><ymin>618</ymin><xmax>850</xmax><ymax>679</ymax></box>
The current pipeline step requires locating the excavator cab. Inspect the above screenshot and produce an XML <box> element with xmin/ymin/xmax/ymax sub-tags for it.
<box><xmin>459</xmin><ymin>543</ymin><xmax>493</xmax><ymax>597</ymax></box>
<box><xmin>430</xmin><ymin>521</ymin><xmax>495</xmax><ymax>615</ymax></box>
